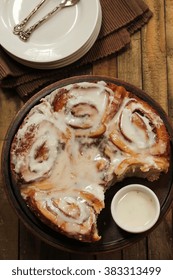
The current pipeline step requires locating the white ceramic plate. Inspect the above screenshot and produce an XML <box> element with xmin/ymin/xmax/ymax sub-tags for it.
<box><xmin>0</xmin><ymin>0</ymin><xmax>100</xmax><ymax>63</ymax></box>
<box><xmin>4</xmin><ymin>2</ymin><xmax>102</xmax><ymax>69</ymax></box>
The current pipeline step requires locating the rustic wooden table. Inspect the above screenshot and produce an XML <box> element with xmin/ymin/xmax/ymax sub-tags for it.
<box><xmin>0</xmin><ymin>0</ymin><xmax>173</xmax><ymax>260</ymax></box>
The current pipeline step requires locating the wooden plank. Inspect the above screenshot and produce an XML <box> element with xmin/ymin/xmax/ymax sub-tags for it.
<box><xmin>147</xmin><ymin>206</ymin><xmax>173</xmax><ymax>259</ymax></box>
<box><xmin>0</xmin><ymin>89</ymin><xmax>23</xmax><ymax>139</ymax></box>
<box><xmin>165</xmin><ymin>0</ymin><xmax>173</xmax><ymax>259</ymax></box>
<box><xmin>166</xmin><ymin>0</ymin><xmax>173</xmax><ymax>122</ymax></box>
<box><xmin>0</xmin><ymin>141</ymin><xmax>18</xmax><ymax>259</ymax></box>
<box><xmin>0</xmin><ymin>88</ymin><xmax>23</xmax><ymax>259</ymax></box>
<box><xmin>142</xmin><ymin>0</ymin><xmax>168</xmax><ymax>112</ymax></box>
<box><xmin>96</xmin><ymin>250</ymin><xmax>122</xmax><ymax>260</ymax></box>
<box><xmin>147</xmin><ymin>0</ymin><xmax>173</xmax><ymax>260</ymax></box>
<box><xmin>19</xmin><ymin>211</ymin><xmax>96</xmax><ymax>260</ymax></box>
<box><xmin>69</xmin><ymin>253</ymin><xmax>96</xmax><ymax>260</ymax></box>
<box><xmin>117</xmin><ymin>31</ymin><xmax>142</xmax><ymax>88</ymax></box>
<box><xmin>142</xmin><ymin>0</ymin><xmax>173</xmax><ymax>259</ymax></box>
<box><xmin>19</xmin><ymin>224</ymin><xmax>41</xmax><ymax>260</ymax></box>
<box><xmin>92</xmin><ymin>56</ymin><xmax>117</xmax><ymax>77</ymax></box>
<box><xmin>19</xmin><ymin>223</ymin><xmax>70</xmax><ymax>260</ymax></box>
<box><xmin>122</xmin><ymin>239</ymin><xmax>147</xmax><ymax>260</ymax></box>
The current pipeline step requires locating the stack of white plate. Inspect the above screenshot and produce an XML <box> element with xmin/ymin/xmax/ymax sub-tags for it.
<box><xmin>0</xmin><ymin>0</ymin><xmax>102</xmax><ymax>69</ymax></box>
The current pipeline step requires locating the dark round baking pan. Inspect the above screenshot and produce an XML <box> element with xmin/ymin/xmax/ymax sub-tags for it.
<box><xmin>2</xmin><ymin>75</ymin><xmax>173</xmax><ymax>253</ymax></box>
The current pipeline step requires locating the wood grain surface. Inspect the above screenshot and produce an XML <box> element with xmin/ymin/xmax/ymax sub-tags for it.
<box><xmin>0</xmin><ymin>0</ymin><xmax>172</xmax><ymax>260</ymax></box>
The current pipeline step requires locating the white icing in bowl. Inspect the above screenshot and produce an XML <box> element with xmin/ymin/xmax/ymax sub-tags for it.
<box><xmin>111</xmin><ymin>184</ymin><xmax>160</xmax><ymax>233</ymax></box>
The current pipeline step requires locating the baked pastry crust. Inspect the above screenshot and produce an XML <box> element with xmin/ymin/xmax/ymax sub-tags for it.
<box><xmin>10</xmin><ymin>81</ymin><xmax>170</xmax><ymax>242</ymax></box>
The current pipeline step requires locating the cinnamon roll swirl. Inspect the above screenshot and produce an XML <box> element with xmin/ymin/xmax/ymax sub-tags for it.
<box><xmin>10</xmin><ymin>81</ymin><xmax>170</xmax><ymax>242</ymax></box>
<box><xmin>49</xmin><ymin>82</ymin><xmax>112</xmax><ymax>137</ymax></box>
<box><xmin>108</xmin><ymin>90</ymin><xmax>170</xmax><ymax>181</ymax></box>
<box><xmin>22</xmin><ymin>187</ymin><xmax>103</xmax><ymax>242</ymax></box>
<box><xmin>10</xmin><ymin>102</ymin><xmax>64</xmax><ymax>183</ymax></box>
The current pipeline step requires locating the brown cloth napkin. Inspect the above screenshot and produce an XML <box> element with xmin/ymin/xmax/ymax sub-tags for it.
<box><xmin>0</xmin><ymin>0</ymin><xmax>152</xmax><ymax>100</ymax></box>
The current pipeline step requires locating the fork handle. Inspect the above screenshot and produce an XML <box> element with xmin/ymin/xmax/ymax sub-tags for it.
<box><xmin>13</xmin><ymin>0</ymin><xmax>47</xmax><ymax>35</ymax></box>
<box><xmin>19</xmin><ymin>5</ymin><xmax>62</xmax><ymax>41</ymax></box>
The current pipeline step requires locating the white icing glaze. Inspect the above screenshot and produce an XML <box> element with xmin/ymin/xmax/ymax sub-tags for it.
<box><xmin>12</xmin><ymin>120</ymin><xmax>61</xmax><ymax>182</ymax></box>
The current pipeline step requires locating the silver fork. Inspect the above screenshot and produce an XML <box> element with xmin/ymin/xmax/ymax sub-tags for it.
<box><xmin>18</xmin><ymin>0</ymin><xmax>79</xmax><ymax>42</ymax></box>
<box><xmin>13</xmin><ymin>0</ymin><xmax>48</xmax><ymax>35</ymax></box>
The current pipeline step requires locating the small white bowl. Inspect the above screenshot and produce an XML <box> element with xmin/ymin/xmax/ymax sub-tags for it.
<box><xmin>111</xmin><ymin>184</ymin><xmax>160</xmax><ymax>233</ymax></box>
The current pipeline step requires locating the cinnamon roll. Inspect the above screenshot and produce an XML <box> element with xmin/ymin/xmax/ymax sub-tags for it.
<box><xmin>50</xmin><ymin>82</ymin><xmax>112</xmax><ymax>137</ymax></box>
<box><xmin>108</xmin><ymin>90</ymin><xmax>170</xmax><ymax>181</ymax></box>
<box><xmin>22</xmin><ymin>186</ymin><xmax>103</xmax><ymax>242</ymax></box>
<box><xmin>10</xmin><ymin>81</ymin><xmax>170</xmax><ymax>242</ymax></box>
<box><xmin>10</xmin><ymin>102</ymin><xmax>65</xmax><ymax>183</ymax></box>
